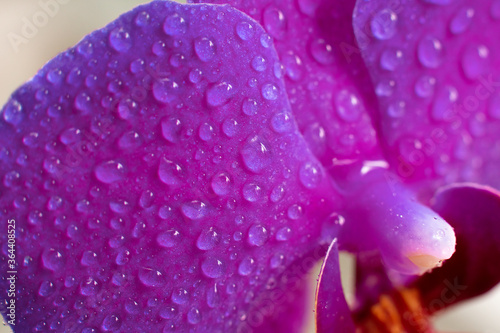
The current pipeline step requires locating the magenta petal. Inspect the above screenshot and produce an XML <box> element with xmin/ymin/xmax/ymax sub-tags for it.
<box><xmin>190</xmin><ymin>0</ymin><xmax>382</xmax><ymax>166</ymax></box>
<box><xmin>414</xmin><ymin>184</ymin><xmax>500</xmax><ymax>312</ymax></box>
<box><xmin>315</xmin><ymin>239</ymin><xmax>356</xmax><ymax>333</ymax></box>
<box><xmin>0</xmin><ymin>1</ymin><xmax>341</xmax><ymax>331</ymax></box>
<box><xmin>353</xmin><ymin>0</ymin><xmax>500</xmax><ymax>191</ymax></box>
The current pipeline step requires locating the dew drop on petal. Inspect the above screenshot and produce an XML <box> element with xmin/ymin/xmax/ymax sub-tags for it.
<box><xmin>161</xmin><ymin>117</ymin><xmax>182</xmax><ymax>143</ymax></box>
<box><xmin>238</xmin><ymin>257</ymin><xmax>256</xmax><ymax>276</ymax></box>
<box><xmin>270</xmin><ymin>184</ymin><xmax>285</xmax><ymax>202</ymax></box>
<box><xmin>461</xmin><ymin>44</ymin><xmax>489</xmax><ymax>80</ymax></box>
<box><xmin>417</xmin><ymin>36</ymin><xmax>444</xmax><ymax>68</ymax></box>
<box><xmin>287</xmin><ymin>204</ymin><xmax>303</xmax><ymax>220</ymax></box>
<box><xmin>222</xmin><ymin>118</ymin><xmax>239</xmax><ymax>137</ymax></box>
<box><xmin>276</xmin><ymin>227</ymin><xmax>292</xmax><ymax>241</ymax></box>
<box><xmin>414</xmin><ymin>75</ymin><xmax>436</xmax><ymax>98</ymax></box>
<box><xmin>181</xmin><ymin>200</ymin><xmax>207</xmax><ymax>220</ymax></box>
<box><xmin>201</xmin><ymin>257</ymin><xmax>225</xmax><ymax>278</ymax></box>
<box><xmin>207</xmin><ymin>82</ymin><xmax>234</xmax><ymax>107</ymax></box>
<box><xmin>3</xmin><ymin>99</ymin><xmax>23</xmax><ymax>125</ymax></box>
<box><xmin>247</xmin><ymin>224</ymin><xmax>268</xmax><ymax>246</ymax></box>
<box><xmin>109</xmin><ymin>27</ymin><xmax>132</xmax><ymax>53</ymax></box>
<box><xmin>370</xmin><ymin>9</ymin><xmax>398</xmax><ymax>40</ymax></box>
<box><xmin>187</xmin><ymin>308</ymin><xmax>201</xmax><ymax>324</ymax></box>
<box><xmin>158</xmin><ymin>158</ymin><xmax>182</xmax><ymax>186</ymax></box>
<box><xmin>198</xmin><ymin>123</ymin><xmax>214</xmax><ymax>141</ymax></box>
<box><xmin>197</xmin><ymin>227</ymin><xmax>220</xmax><ymax>250</ymax></box>
<box><xmin>139</xmin><ymin>268</ymin><xmax>165</xmax><ymax>287</ymax></box>
<box><xmin>449</xmin><ymin>7</ymin><xmax>474</xmax><ymax>34</ymax></box>
<box><xmin>310</xmin><ymin>39</ymin><xmax>334</xmax><ymax>65</ymax></box>
<box><xmin>242</xmin><ymin>183</ymin><xmax>262</xmax><ymax>202</ymax></box>
<box><xmin>335</xmin><ymin>90</ymin><xmax>363</xmax><ymax>123</ymax></box>
<box><xmin>236</xmin><ymin>21</ymin><xmax>255</xmax><ymax>40</ymax></box>
<box><xmin>157</xmin><ymin>229</ymin><xmax>181</xmax><ymax>248</ymax></box>
<box><xmin>172</xmin><ymin>288</ymin><xmax>189</xmax><ymax>305</ymax></box>
<box><xmin>102</xmin><ymin>314</ymin><xmax>121</xmax><ymax>331</ymax></box>
<box><xmin>241</xmin><ymin>135</ymin><xmax>272</xmax><ymax>173</ymax></box>
<box><xmin>94</xmin><ymin>161</ymin><xmax>125</xmax><ymax>184</ymax></box>
<box><xmin>163</xmin><ymin>13</ymin><xmax>187</xmax><ymax>35</ymax></box>
<box><xmin>252</xmin><ymin>55</ymin><xmax>267</xmax><ymax>72</ymax></box>
<box><xmin>387</xmin><ymin>101</ymin><xmax>406</xmax><ymax>118</ymax></box>
<box><xmin>380</xmin><ymin>49</ymin><xmax>403</xmax><ymax>71</ymax></box>
<box><xmin>261</xmin><ymin>83</ymin><xmax>279</xmax><ymax>100</ymax></box>
<box><xmin>211</xmin><ymin>172</ymin><xmax>231</xmax><ymax>195</ymax></box>
<box><xmin>432</xmin><ymin>85</ymin><xmax>458</xmax><ymax>121</ymax></box>
<box><xmin>271</xmin><ymin>111</ymin><xmax>293</xmax><ymax>133</ymax></box>
<box><xmin>299</xmin><ymin>161</ymin><xmax>322</xmax><ymax>189</ymax></box>
<box><xmin>194</xmin><ymin>37</ymin><xmax>216</xmax><ymax>62</ymax></box>
<box><xmin>263</xmin><ymin>7</ymin><xmax>287</xmax><ymax>39</ymax></box>
<box><xmin>242</xmin><ymin>98</ymin><xmax>259</xmax><ymax>116</ymax></box>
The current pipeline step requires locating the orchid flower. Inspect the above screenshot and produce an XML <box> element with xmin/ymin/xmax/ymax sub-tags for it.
<box><xmin>1</xmin><ymin>0</ymin><xmax>499</xmax><ymax>332</ymax></box>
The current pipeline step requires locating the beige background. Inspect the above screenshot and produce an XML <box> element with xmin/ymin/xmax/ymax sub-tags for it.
<box><xmin>1</xmin><ymin>1</ymin><xmax>499</xmax><ymax>332</ymax></box>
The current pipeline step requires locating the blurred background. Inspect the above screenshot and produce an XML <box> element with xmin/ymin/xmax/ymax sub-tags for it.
<box><xmin>1</xmin><ymin>1</ymin><xmax>499</xmax><ymax>332</ymax></box>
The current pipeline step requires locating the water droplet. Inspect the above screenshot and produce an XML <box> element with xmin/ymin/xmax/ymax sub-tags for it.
<box><xmin>310</xmin><ymin>39</ymin><xmax>334</xmax><ymax>65</ymax></box>
<box><xmin>432</xmin><ymin>85</ymin><xmax>458</xmax><ymax>121</ymax></box>
<box><xmin>238</xmin><ymin>257</ymin><xmax>256</xmax><ymax>276</ymax></box>
<box><xmin>242</xmin><ymin>183</ymin><xmax>262</xmax><ymax>202</ymax></box>
<box><xmin>38</xmin><ymin>281</ymin><xmax>55</xmax><ymax>297</ymax></box>
<box><xmin>74</xmin><ymin>92</ymin><xmax>92</xmax><ymax>114</ymax></box>
<box><xmin>263</xmin><ymin>7</ymin><xmax>287</xmax><ymax>39</ymax></box>
<box><xmin>130</xmin><ymin>58</ymin><xmax>145</xmax><ymax>73</ymax></box>
<box><xmin>380</xmin><ymin>49</ymin><xmax>403</xmax><ymax>71</ymax></box>
<box><xmin>375</xmin><ymin>80</ymin><xmax>395</xmax><ymax>97</ymax></box>
<box><xmin>236</xmin><ymin>21</ymin><xmax>255</xmax><ymax>40</ymax></box>
<box><xmin>261</xmin><ymin>83</ymin><xmax>279</xmax><ymax>100</ymax></box>
<box><xmin>81</xmin><ymin>251</ymin><xmax>98</xmax><ymax>266</ymax></box>
<box><xmin>282</xmin><ymin>50</ymin><xmax>304</xmax><ymax>81</ymax></box>
<box><xmin>118</xmin><ymin>131</ymin><xmax>142</xmax><ymax>150</ymax></box>
<box><xmin>187</xmin><ymin>308</ymin><xmax>201</xmax><ymax>324</ymax></box>
<box><xmin>260</xmin><ymin>33</ymin><xmax>272</xmax><ymax>48</ymax></box>
<box><xmin>60</xmin><ymin>127</ymin><xmax>81</xmax><ymax>145</ymax></box>
<box><xmin>449</xmin><ymin>7</ymin><xmax>474</xmax><ymax>34</ymax></box>
<box><xmin>95</xmin><ymin>161</ymin><xmax>125</xmax><ymax>184</ymax></box>
<box><xmin>299</xmin><ymin>161</ymin><xmax>322</xmax><ymax>189</ymax></box>
<box><xmin>241</xmin><ymin>135</ymin><xmax>272</xmax><ymax>173</ymax></box>
<box><xmin>287</xmin><ymin>204</ymin><xmax>303</xmax><ymax>220</ymax></box>
<box><xmin>80</xmin><ymin>277</ymin><xmax>100</xmax><ymax>296</ymax></box>
<box><xmin>160</xmin><ymin>306</ymin><xmax>177</xmax><ymax>319</ymax></box>
<box><xmin>242</xmin><ymin>98</ymin><xmax>258</xmax><ymax>116</ymax></box>
<box><xmin>115</xmin><ymin>249</ymin><xmax>130</xmax><ymax>265</ymax></box>
<box><xmin>252</xmin><ymin>55</ymin><xmax>267</xmax><ymax>72</ymax></box>
<box><xmin>109</xmin><ymin>27</ymin><xmax>132</xmax><ymax>52</ymax></box>
<box><xmin>181</xmin><ymin>200</ymin><xmax>207</xmax><ymax>220</ymax></box>
<box><xmin>271</xmin><ymin>111</ymin><xmax>293</xmax><ymax>133</ymax></box>
<box><xmin>197</xmin><ymin>227</ymin><xmax>220</xmax><ymax>250</ymax></box>
<box><xmin>335</xmin><ymin>90</ymin><xmax>364</xmax><ymax>122</ymax></box>
<box><xmin>163</xmin><ymin>13</ymin><xmax>187</xmax><ymax>35</ymax></box>
<box><xmin>417</xmin><ymin>36</ymin><xmax>444</xmax><ymax>68</ymax></box>
<box><xmin>270</xmin><ymin>253</ymin><xmax>284</xmax><ymax>268</ymax></box>
<box><xmin>46</xmin><ymin>68</ymin><xmax>64</xmax><ymax>85</ymax></box>
<box><xmin>161</xmin><ymin>117</ymin><xmax>182</xmax><ymax>143</ymax></box>
<box><xmin>211</xmin><ymin>172</ymin><xmax>231</xmax><ymax>196</ymax></box>
<box><xmin>202</xmin><ymin>257</ymin><xmax>225</xmax><ymax>278</ymax></box>
<box><xmin>3</xmin><ymin>99</ymin><xmax>23</xmax><ymax>125</ymax></box>
<box><xmin>414</xmin><ymin>75</ymin><xmax>436</xmax><ymax>98</ymax></box>
<box><xmin>276</xmin><ymin>227</ymin><xmax>292</xmax><ymax>241</ymax></box>
<box><xmin>207</xmin><ymin>82</ymin><xmax>234</xmax><ymax>107</ymax></box>
<box><xmin>270</xmin><ymin>184</ymin><xmax>285</xmax><ymax>202</ymax></box>
<box><xmin>248</xmin><ymin>225</ymin><xmax>268</xmax><ymax>246</ymax></box>
<box><xmin>222</xmin><ymin>118</ymin><xmax>239</xmax><ymax>137</ymax></box>
<box><xmin>153</xmin><ymin>80</ymin><xmax>180</xmax><ymax>104</ymax></box>
<box><xmin>42</xmin><ymin>248</ymin><xmax>65</xmax><ymax>271</ymax></box>
<box><xmin>370</xmin><ymin>9</ymin><xmax>398</xmax><ymax>40</ymax></box>
<box><xmin>139</xmin><ymin>190</ymin><xmax>154</xmax><ymax>208</ymax></box>
<box><xmin>387</xmin><ymin>101</ymin><xmax>406</xmax><ymax>118</ymax></box>
<box><xmin>461</xmin><ymin>44</ymin><xmax>489</xmax><ymax>80</ymax></box>
<box><xmin>139</xmin><ymin>268</ymin><xmax>165</xmax><ymax>287</ymax></box>
<box><xmin>157</xmin><ymin>229</ymin><xmax>181</xmax><ymax>248</ymax></box>
<box><xmin>135</xmin><ymin>11</ymin><xmax>150</xmax><ymax>26</ymax></box>
<box><xmin>152</xmin><ymin>40</ymin><xmax>167</xmax><ymax>56</ymax></box>
<box><xmin>194</xmin><ymin>37</ymin><xmax>216</xmax><ymax>62</ymax></box>
<box><xmin>172</xmin><ymin>288</ymin><xmax>189</xmax><ymax>305</ymax></box>
<box><xmin>102</xmin><ymin>314</ymin><xmax>121</xmax><ymax>331</ymax></box>
<box><xmin>198</xmin><ymin>123</ymin><xmax>214</xmax><ymax>141</ymax></box>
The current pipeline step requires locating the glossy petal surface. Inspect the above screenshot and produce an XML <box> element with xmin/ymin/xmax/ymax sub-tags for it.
<box><xmin>0</xmin><ymin>2</ymin><xmax>341</xmax><ymax>331</ymax></box>
<box><xmin>414</xmin><ymin>184</ymin><xmax>500</xmax><ymax>313</ymax></box>
<box><xmin>190</xmin><ymin>0</ymin><xmax>382</xmax><ymax>168</ymax></box>
<box><xmin>354</xmin><ymin>0</ymin><xmax>500</xmax><ymax>192</ymax></box>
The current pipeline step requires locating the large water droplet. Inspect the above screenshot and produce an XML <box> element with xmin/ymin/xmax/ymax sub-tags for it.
<box><xmin>242</xmin><ymin>183</ymin><xmax>262</xmax><ymax>202</ymax></box>
<box><xmin>310</xmin><ymin>39</ymin><xmax>334</xmax><ymax>65</ymax></box>
<box><xmin>241</xmin><ymin>135</ymin><xmax>272</xmax><ymax>173</ymax></box>
<box><xmin>282</xmin><ymin>50</ymin><xmax>304</xmax><ymax>81</ymax></box>
<box><xmin>461</xmin><ymin>44</ymin><xmax>489</xmax><ymax>80</ymax></box>
<box><xmin>238</xmin><ymin>257</ymin><xmax>256</xmax><ymax>276</ymax></box>
<box><xmin>153</xmin><ymin>80</ymin><xmax>180</xmax><ymax>104</ymax></box>
<box><xmin>80</xmin><ymin>277</ymin><xmax>100</xmax><ymax>296</ymax></box>
<box><xmin>42</xmin><ymin>248</ymin><xmax>65</xmax><ymax>271</ymax></box>
<box><xmin>172</xmin><ymin>288</ymin><xmax>189</xmax><ymax>305</ymax></box>
<box><xmin>109</xmin><ymin>27</ymin><xmax>132</xmax><ymax>52</ymax></box>
<box><xmin>222</xmin><ymin>118</ymin><xmax>239</xmax><ymax>137</ymax></box>
<box><xmin>163</xmin><ymin>13</ymin><xmax>187</xmax><ymax>35</ymax></box>
<box><xmin>157</xmin><ymin>229</ymin><xmax>181</xmax><ymax>248</ymax></box>
<box><xmin>102</xmin><ymin>314</ymin><xmax>121</xmax><ymax>331</ymax></box>
<box><xmin>198</xmin><ymin>123</ymin><xmax>214</xmax><ymax>141</ymax></box>
<box><xmin>197</xmin><ymin>227</ymin><xmax>220</xmax><ymax>250</ymax></box>
<box><xmin>287</xmin><ymin>204</ymin><xmax>303</xmax><ymax>220</ymax></box>
<box><xmin>81</xmin><ymin>251</ymin><xmax>98</xmax><ymax>266</ymax></box>
<box><xmin>202</xmin><ymin>257</ymin><xmax>225</xmax><ymax>278</ymax></box>
<box><xmin>248</xmin><ymin>224</ymin><xmax>268</xmax><ymax>246</ymax></box>
<box><xmin>370</xmin><ymin>9</ymin><xmax>398</xmax><ymax>40</ymax></box>
<box><xmin>139</xmin><ymin>268</ymin><xmax>165</xmax><ymax>287</ymax></box>
<box><xmin>380</xmin><ymin>49</ymin><xmax>403</xmax><ymax>71</ymax></box>
<box><xmin>206</xmin><ymin>283</ymin><xmax>220</xmax><ymax>308</ymax></box>
<box><xmin>75</xmin><ymin>92</ymin><xmax>92</xmax><ymax>114</ymax></box>
<box><xmin>236</xmin><ymin>21</ymin><xmax>255</xmax><ymax>40</ymax></box>
<box><xmin>181</xmin><ymin>200</ymin><xmax>207</xmax><ymax>220</ymax></box>
<box><xmin>335</xmin><ymin>90</ymin><xmax>363</xmax><ymax>123</ymax></box>
<box><xmin>187</xmin><ymin>308</ymin><xmax>201</xmax><ymax>324</ymax></box>
<box><xmin>449</xmin><ymin>7</ymin><xmax>474</xmax><ymax>34</ymax></box>
<box><xmin>414</xmin><ymin>75</ymin><xmax>436</xmax><ymax>98</ymax></box>
<box><xmin>261</xmin><ymin>83</ymin><xmax>279</xmax><ymax>100</ymax></box>
<box><xmin>276</xmin><ymin>227</ymin><xmax>292</xmax><ymax>241</ymax></box>
<box><xmin>299</xmin><ymin>161</ymin><xmax>322</xmax><ymax>189</ymax></box>
<box><xmin>194</xmin><ymin>37</ymin><xmax>216</xmax><ymax>62</ymax></box>
<box><xmin>242</xmin><ymin>98</ymin><xmax>258</xmax><ymax>116</ymax></box>
<box><xmin>387</xmin><ymin>101</ymin><xmax>406</xmax><ymax>118</ymax></box>
<box><xmin>95</xmin><ymin>161</ymin><xmax>125</xmax><ymax>184</ymax></box>
<box><xmin>417</xmin><ymin>36</ymin><xmax>444</xmax><ymax>68</ymax></box>
<box><xmin>252</xmin><ymin>55</ymin><xmax>267</xmax><ymax>72</ymax></box>
<box><xmin>270</xmin><ymin>184</ymin><xmax>285</xmax><ymax>202</ymax></box>
<box><xmin>432</xmin><ymin>85</ymin><xmax>458</xmax><ymax>121</ymax></box>
<box><xmin>3</xmin><ymin>99</ymin><xmax>23</xmax><ymax>125</ymax></box>
<box><xmin>158</xmin><ymin>158</ymin><xmax>182</xmax><ymax>186</ymax></box>
<box><xmin>211</xmin><ymin>172</ymin><xmax>231</xmax><ymax>196</ymax></box>
<box><xmin>207</xmin><ymin>82</ymin><xmax>234</xmax><ymax>107</ymax></box>
<box><xmin>270</xmin><ymin>253</ymin><xmax>284</xmax><ymax>268</ymax></box>
<box><xmin>263</xmin><ymin>7</ymin><xmax>287</xmax><ymax>39</ymax></box>
<box><xmin>271</xmin><ymin>111</ymin><xmax>293</xmax><ymax>133</ymax></box>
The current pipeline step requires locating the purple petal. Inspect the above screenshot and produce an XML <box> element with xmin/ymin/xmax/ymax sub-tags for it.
<box><xmin>353</xmin><ymin>0</ymin><xmax>500</xmax><ymax>191</ymax></box>
<box><xmin>190</xmin><ymin>0</ymin><xmax>383</xmax><ymax>167</ymax></box>
<box><xmin>414</xmin><ymin>184</ymin><xmax>500</xmax><ymax>312</ymax></box>
<box><xmin>0</xmin><ymin>1</ymin><xmax>341</xmax><ymax>331</ymax></box>
<box><xmin>315</xmin><ymin>239</ymin><xmax>356</xmax><ymax>333</ymax></box>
